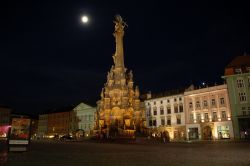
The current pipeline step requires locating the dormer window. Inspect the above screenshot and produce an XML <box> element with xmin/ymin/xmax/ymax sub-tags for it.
<box><xmin>235</xmin><ymin>68</ymin><xmax>242</xmax><ymax>74</ymax></box>
<box><xmin>246</xmin><ymin>67</ymin><xmax>250</xmax><ymax>73</ymax></box>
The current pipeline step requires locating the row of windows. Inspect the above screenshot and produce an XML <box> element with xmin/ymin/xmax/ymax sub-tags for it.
<box><xmin>79</xmin><ymin>115</ymin><xmax>94</xmax><ymax>121</ymax></box>
<box><xmin>80</xmin><ymin>124</ymin><xmax>92</xmax><ymax>130</ymax></box>
<box><xmin>39</xmin><ymin>117</ymin><xmax>48</xmax><ymax>120</ymax></box>
<box><xmin>236</xmin><ymin>78</ymin><xmax>250</xmax><ymax>88</ymax></box>
<box><xmin>148</xmin><ymin>105</ymin><xmax>183</xmax><ymax>116</ymax></box>
<box><xmin>189</xmin><ymin>98</ymin><xmax>225</xmax><ymax>109</ymax></box>
<box><xmin>149</xmin><ymin>116</ymin><xmax>182</xmax><ymax>126</ymax></box>
<box><xmin>149</xmin><ymin>97</ymin><xmax>183</xmax><ymax>106</ymax></box>
<box><xmin>241</xmin><ymin>107</ymin><xmax>250</xmax><ymax>110</ymax></box>
<box><xmin>48</xmin><ymin>115</ymin><xmax>94</xmax><ymax>121</ymax></box>
<box><xmin>235</xmin><ymin>67</ymin><xmax>250</xmax><ymax>74</ymax></box>
<box><xmin>189</xmin><ymin>111</ymin><xmax>228</xmax><ymax>122</ymax></box>
<box><xmin>242</xmin><ymin>110</ymin><xmax>250</xmax><ymax>116</ymax></box>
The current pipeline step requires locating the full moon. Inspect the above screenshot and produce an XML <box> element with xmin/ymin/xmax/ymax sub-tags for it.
<box><xmin>81</xmin><ymin>16</ymin><xmax>88</xmax><ymax>23</ymax></box>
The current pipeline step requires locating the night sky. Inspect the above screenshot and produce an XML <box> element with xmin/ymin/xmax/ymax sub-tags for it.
<box><xmin>1</xmin><ymin>1</ymin><xmax>250</xmax><ymax>115</ymax></box>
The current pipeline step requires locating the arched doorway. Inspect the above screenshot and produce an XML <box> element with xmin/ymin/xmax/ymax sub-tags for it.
<box><xmin>203</xmin><ymin>126</ymin><xmax>212</xmax><ymax>140</ymax></box>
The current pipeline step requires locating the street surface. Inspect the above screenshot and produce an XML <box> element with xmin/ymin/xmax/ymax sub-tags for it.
<box><xmin>1</xmin><ymin>139</ymin><xmax>250</xmax><ymax>166</ymax></box>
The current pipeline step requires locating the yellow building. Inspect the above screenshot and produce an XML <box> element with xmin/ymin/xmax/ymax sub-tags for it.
<box><xmin>95</xmin><ymin>15</ymin><xmax>146</xmax><ymax>138</ymax></box>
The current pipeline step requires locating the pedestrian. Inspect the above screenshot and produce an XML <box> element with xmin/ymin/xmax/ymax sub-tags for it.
<box><xmin>162</xmin><ymin>132</ymin><xmax>167</xmax><ymax>143</ymax></box>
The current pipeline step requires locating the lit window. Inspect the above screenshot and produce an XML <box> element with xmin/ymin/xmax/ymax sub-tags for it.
<box><xmin>160</xmin><ymin>106</ymin><xmax>164</xmax><ymax>115</ymax></box>
<box><xmin>205</xmin><ymin>113</ymin><xmax>209</xmax><ymax>121</ymax></box>
<box><xmin>147</xmin><ymin>110</ymin><xmax>151</xmax><ymax>117</ymax></box>
<box><xmin>239</xmin><ymin>93</ymin><xmax>247</xmax><ymax>102</ymax></box>
<box><xmin>167</xmin><ymin>116</ymin><xmax>171</xmax><ymax>125</ymax></box>
<box><xmin>235</xmin><ymin>68</ymin><xmax>242</xmax><ymax>74</ymax></box>
<box><xmin>153</xmin><ymin>107</ymin><xmax>157</xmax><ymax>115</ymax></box>
<box><xmin>221</xmin><ymin>111</ymin><xmax>226</xmax><ymax>120</ymax></box>
<box><xmin>246</xmin><ymin>67</ymin><xmax>250</xmax><ymax>72</ymax></box>
<box><xmin>220</xmin><ymin>98</ymin><xmax>225</xmax><ymax>105</ymax></box>
<box><xmin>196</xmin><ymin>113</ymin><xmax>201</xmax><ymax>122</ymax></box>
<box><xmin>212</xmin><ymin>112</ymin><xmax>217</xmax><ymax>121</ymax></box>
<box><xmin>161</xmin><ymin>119</ymin><xmax>165</xmax><ymax>125</ymax></box>
<box><xmin>174</xmin><ymin>105</ymin><xmax>178</xmax><ymax>113</ymax></box>
<box><xmin>189</xmin><ymin>102</ymin><xmax>193</xmax><ymax>109</ymax></box>
<box><xmin>153</xmin><ymin>120</ymin><xmax>157</xmax><ymax>126</ymax></box>
<box><xmin>177</xmin><ymin>116</ymin><xmax>181</xmax><ymax>124</ymax></box>
<box><xmin>167</xmin><ymin>106</ymin><xmax>171</xmax><ymax>114</ymax></box>
<box><xmin>237</xmin><ymin>79</ymin><xmax>245</xmax><ymax>88</ymax></box>
<box><xmin>211</xmin><ymin>99</ymin><xmax>216</xmax><ymax>106</ymax></box>
<box><xmin>196</xmin><ymin>101</ymin><xmax>201</xmax><ymax>109</ymax></box>
<box><xmin>203</xmin><ymin>100</ymin><xmax>208</xmax><ymax>107</ymax></box>
<box><xmin>179</xmin><ymin>104</ymin><xmax>183</xmax><ymax>112</ymax></box>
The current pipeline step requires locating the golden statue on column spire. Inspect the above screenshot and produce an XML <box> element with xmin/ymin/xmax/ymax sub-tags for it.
<box><xmin>95</xmin><ymin>15</ymin><xmax>146</xmax><ymax>139</ymax></box>
<box><xmin>113</xmin><ymin>15</ymin><xmax>127</xmax><ymax>69</ymax></box>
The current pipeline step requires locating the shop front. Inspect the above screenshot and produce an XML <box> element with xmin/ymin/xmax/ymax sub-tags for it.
<box><xmin>186</xmin><ymin>124</ymin><xmax>201</xmax><ymax>140</ymax></box>
<box><xmin>214</xmin><ymin>121</ymin><xmax>234</xmax><ymax>139</ymax></box>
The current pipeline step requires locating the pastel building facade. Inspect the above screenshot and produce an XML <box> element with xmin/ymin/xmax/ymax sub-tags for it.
<box><xmin>184</xmin><ymin>84</ymin><xmax>234</xmax><ymax>140</ymax></box>
<box><xmin>145</xmin><ymin>93</ymin><xmax>186</xmax><ymax>141</ymax></box>
<box><xmin>222</xmin><ymin>55</ymin><xmax>250</xmax><ymax>139</ymax></box>
<box><xmin>70</xmin><ymin>102</ymin><xmax>96</xmax><ymax>136</ymax></box>
<box><xmin>37</xmin><ymin>114</ymin><xmax>48</xmax><ymax>138</ymax></box>
<box><xmin>47</xmin><ymin>111</ymin><xmax>70</xmax><ymax>137</ymax></box>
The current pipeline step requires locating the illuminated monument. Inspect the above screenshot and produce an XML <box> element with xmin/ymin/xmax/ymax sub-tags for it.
<box><xmin>96</xmin><ymin>15</ymin><xmax>146</xmax><ymax>137</ymax></box>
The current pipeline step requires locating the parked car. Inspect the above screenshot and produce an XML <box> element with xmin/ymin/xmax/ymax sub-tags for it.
<box><xmin>60</xmin><ymin>135</ymin><xmax>74</xmax><ymax>141</ymax></box>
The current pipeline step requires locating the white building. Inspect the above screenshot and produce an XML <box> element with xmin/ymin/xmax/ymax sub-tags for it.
<box><xmin>37</xmin><ymin>114</ymin><xmax>48</xmax><ymax>138</ymax></box>
<box><xmin>145</xmin><ymin>92</ymin><xmax>186</xmax><ymax>141</ymax></box>
<box><xmin>70</xmin><ymin>102</ymin><xmax>96</xmax><ymax>137</ymax></box>
<box><xmin>184</xmin><ymin>84</ymin><xmax>234</xmax><ymax>140</ymax></box>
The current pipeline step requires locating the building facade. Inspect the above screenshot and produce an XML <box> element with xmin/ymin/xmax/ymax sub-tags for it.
<box><xmin>96</xmin><ymin>15</ymin><xmax>146</xmax><ymax>138</ymax></box>
<box><xmin>145</xmin><ymin>93</ymin><xmax>186</xmax><ymax>141</ymax></box>
<box><xmin>184</xmin><ymin>84</ymin><xmax>234</xmax><ymax>140</ymax></box>
<box><xmin>47</xmin><ymin>111</ymin><xmax>70</xmax><ymax>137</ymax></box>
<box><xmin>0</xmin><ymin>106</ymin><xmax>11</xmax><ymax>138</ymax></box>
<box><xmin>37</xmin><ymin>114</ymin><xmax>48</xmax><ymax>138</ymax></box>
<box><xmin>222</xmin><ymin>55</ymin><xmax>250</xmax><ymax>139</ymax></box>
<box><xmin>70</xmin><ymin>102</ymin><xmax>96</xmax><ymax>137</ymax></box>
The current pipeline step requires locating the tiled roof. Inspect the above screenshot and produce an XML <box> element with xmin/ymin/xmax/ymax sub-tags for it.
<box><xmin>226</xmin><ymin>55</ymin><xmax>250</xmax><ymax>68</ymax></box>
